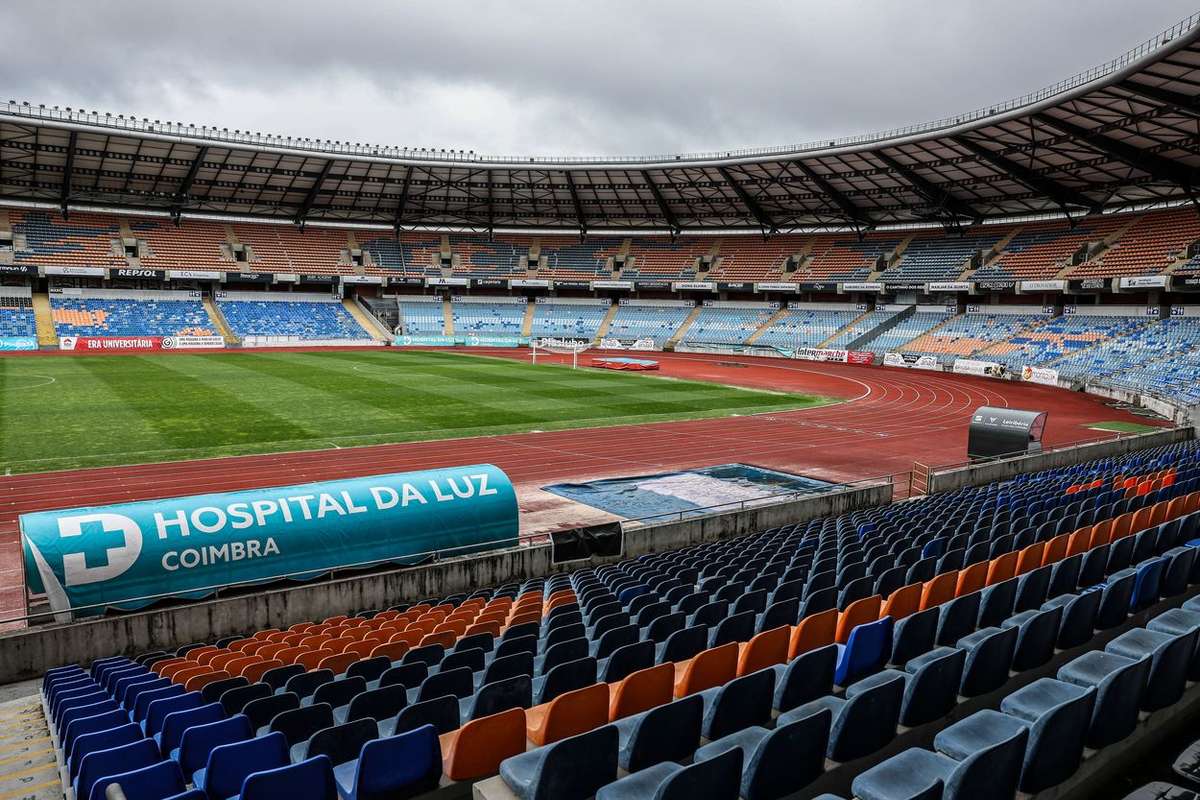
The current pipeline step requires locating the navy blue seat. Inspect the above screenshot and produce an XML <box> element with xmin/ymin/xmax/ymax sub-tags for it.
<box><xmin>143</xmin><ymin>689</ymin><xmax>199</xmax><ymax>735</ymax></box>
<box><xmin>536</xmin><ymin>638</ymin><xmax>589</xmax><ymax>676</ymax></box>
<box><xmin>835</xmin><ymin>616</ymin><xmax>893</xmax><ymax>686</ymax></box>
<box><xmin>1002</xmin><ymin>605</ymin><xmax>1063</xmax><ymax>671</ymax></box>
<box><xmin>76</xmin><ymin>737</ymin><xmax>160</xmax><ymax>800</ymax></box>
<box><xmin>201</xmin><ymin>676</ymin><xmax>248</xmax><ymax>705</ymax></box>
<box><xmin>853</xmin><ymin>709</ymin><xmax>1028</xmax><ymax>800</ymax></box>
<box><xmin>898</xmin><ymin>647</ymin><xmax>966</xmax><ymax>726</ymax></box>
<box><xmin>594</xmin><ymin>748</ymin><xmax>742</xmax><ymax>800</ymax></box>
<box><xmin>501</xmin><ymin>724</ymin><xmax>619</xmax><ymax>800</ymax></box>
<box><xmin>263</xmin><ymin>664</ymin><xmax>305</xmax><ymax>692</ymax></box>
<box><xmin>64</xmin><ymin>708</ymin><xmax>129</xmax><ymax>763</ymax></box>
<box><xmin>86</xmin><ymin>758</ymin><xmax>186</xmax><ymax>800</ymax></box>
<box><xmin>237</xmin><ymin>754</ymin><xmax>338</xmax><ymax>800</ymax></box>
<box><xmin>533</xmin><ymin>657</ymin><xmax>597</xmax><ymax>705</ymax></box>
<box><xmin>698</xmin><ymin>668</ymin><xmax>774</xmax><ymax>739</ymax></box>
<box><xmin>333</xmin><ymin>724</ymin><xmax>441</xmax><ymax>800</ymax></box>
<box><xmin>286</xmin><ymin>669</ymin><xmax>335</xmax><ymax>702</ymax></box>
<box><xmin>999</xmin><ymin>678</ymin><xmax>1096</xmax><ymax>793</ymax></box>
<box><xmin>890</xmin><ymin>607</ymin><xmax>937</xmax><ymax>666</ymax></box>
<box><xmin>220</xmin><ymin>682</ymin><xmax>271</xmax><ymax>716</ymax></box>
<box><xmin>197</xmin><ymin>730</ymin><xmax>289</xmax><ymax>799</ymax></box>
<box><xmin>1048</xmin><ymin>554</ymin><xmax>1082</xmax><ymax>598</ymax></box>
<box><xmin>69</xmin><ymin>722</ymin><xmax>142</xmax><ymax>781</ymax></box>
<box><xmin>935</xmin><ymin>593</ymin><xmax>980</xmax><ymax>648</ymax></box>
<box><xmin>976</xmin><ymin>578</ymin><xmax>1017</xmax><ymax>629</ymax></box>
<box><xmin>708</xmin><ymin>611</ymin><xmax>755</xmax><ymax>648</ymax></box>
<box><xmin>413</xmin><ymin>666</ymin><xmax>473</xmax><ymax>703</ymax></box>
<box><xmin>601</xmin><ymin>641</ymin><xmax>655</xmax><ymax>683</ymax></box>
<box><xmin>592</xmin><ymin>624</ymin><xmax>638</xmax><ymax>660</ymax></box>
<box><xmin>1057</xmin><ymin>650</ymin><xmax>1149</xmax><ymax>748</ymax></box>
<box><xmin>336</xmin><ymin>685</ymin><xmax>408</xmax><ymax>725</ymax></box>
<box><xmin>158</xmin><ymin>702</ymin><xmax>224</xmax><ymax>756</ymax></box>
<box><xmin>772</xmin><ymin>644</ymin><xmax>836</xmax><ymax>713</ymax></box>
<box><xmin>694</xmin><ymin>708</ymin><xmax>830</xmax><ymax>800</ymax></box>
<box><xmin>386</xmin><ymin>694</ymin><xmax>460</xmax><ymax>736</ymax></box>
<box><xmin>1148</xmin><ymin>607</ymin><xmax>1200</xmax><ymax>679</ymax></box>
<box><xmin>176</xmin><ymin>714</ymin><xmax>253</xmax><ymax>778</ymax></box>
<box><xmin>463</xmin><ymin>675</ymin><xmax>533</xmax><ymax>721</ymax></box>
<box><xmin>614</xmin><ymin>695</ymin><xmax>703</xmax><ymax>772</ymax></box>
<box><xmin>269</xmin><ymin>703</ymin><xmax>335</xmax><ymax>749</ymax></box>
<box><xmin>1130</xmin><ymin>557</ymin><xmax>1166</xmax><ymax>611</ymax></box>
<box><xmin>1014</xmin><ymin>565</ymin><xmax>1051</xmax><ymax>613</ymax></box>
<box><xmin>781</xmin><ymin>670</ymin><xmax>903</xmax><ymax>762</ymax></box>
<box><xmin>1105</xmin><ymin>626</ymin><xmax>1194</xmax><ymax>711</ymax></box>
<box><xmin>1042</xmin><ymin>590</ymin><xmax>1100</xmax><ymax>648</ymax></box>
<box><xmin>1162</xmin><ymin>547</ymin><xmax>1198</xmax><ymax>599</ymax></box>
<box><xmin>299</xmin><ymin>718</ymin><xmax>379</xmax><ymax>767</ymax></box>
<box><xmin>245</xmin><ymin>692</ymin><xmax>300</xmax><ymax>735</ymax></box>
<box><xmin>476</xmin><ymin>652</ymin><xmax>532</xmax><ymax>690</ymax></box>
<box><xmin>657</xmin><ymin>625</ymin><xmax>708</xmax><ymax>665</ymax></box>
<box><xmin>956</xmin><ymin>626</ymin><xmax>1017</xmax><ymax>697</ymax></box>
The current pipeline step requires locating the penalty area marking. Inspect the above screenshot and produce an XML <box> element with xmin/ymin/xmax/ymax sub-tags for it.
<box><xmin>0</xmin><ymin>374</ymin><xmax>56</xmax><ymax>392</ymax></box>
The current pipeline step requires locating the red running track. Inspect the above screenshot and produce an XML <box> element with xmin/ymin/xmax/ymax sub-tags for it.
<box><xmin>0</xmin><ymin>349</ymin><xmax>1168</xmax><ymax>617</ymax></box>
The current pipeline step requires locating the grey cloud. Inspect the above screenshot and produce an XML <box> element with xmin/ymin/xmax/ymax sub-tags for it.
<box><xmin>2</xmin><ymin>0</ymin><xmax>1196</xmax><ymax>156</ymax></box>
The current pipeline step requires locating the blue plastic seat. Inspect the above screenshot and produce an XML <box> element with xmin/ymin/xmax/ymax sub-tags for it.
<box><xmin>1105</xmin><ymin>626</ymin><xmax>1194</xmax><ymax>711</ymax></box>
<box><xmin>890</xmin><ymin>607</ymin><xmax>938</xmax><ymax>666</ymax></box>
<box><xmin>772</xmin><ymin>644</ymin><xmax>836</xmax><ymax>713</ymax></box>
<box><xmin>533</xmin><ymin>657</ymin><xmax>597</xmax><ymax>705</ymax></box>
<box><xmin>781</xmin><ymin>670</ymin><xmax>903</xmax><ymax>762</ymax></box>
<box><xmin>708</xmin><ymin>611</ymin><xmax>755</xmax><ymax>648</ymax></box>
<box><xmin>142</xmin><ymin>689</ymin><xmax>199</xmax><ymax>734</ymax></box>
<box><xmin>976</xmin><ymin>578</ymin><xmax>1017</xmax><ymax>629</ymax></box>
<box><xmin>600</xmin><ymin>641</ymin><xmax>655</xmax><ymax>683</ymax></box>
<box><xmin>500</xmin><ymin>724</ymin><xmax>619</xmax><ymax>800</ymax></box>
<box><xmin>1148</xmin><ymin>607</ymin><xmax>1200</xmax><ymax>679</ymax></box>
<box><xmin>595</xmin><ymin>748</ymin><xmax>743</xmax><ymax>800</ymax></box>
<box><xmin>197</xmin><ymin>731</ymin><xmax>289</xmax><ymax>799</ymax></box>
<box><xmin>999</xmin><ymin>678</ymin><xmax>1096</xmax><ymax>793</ymax></box>
<box><xmin>1001</xmin><ymin>605</ymin><xmax>1063</xmax><ymax>671</ymax></box>
<box><xmin>854</xmin><ymin>709</ymin><xmax>1027</xmax><ymax>800</ymax></box>
<box><xmin>175</xmin><ymin>714</ymin><xmax>253</xmax><ymax>778</ymax></box>
<box><xmin>76</xmin><ymin>738</ymin><xmax>160</xmax><ymax>800</ymax></box>
<box><xmin>935</xmin><ymin>593</ymin><xmax>980</xmax><ymax>647</ymax></box>
<box><xmin>898</xmin><ymin>647</ymin><xmax>966</xmax><ymax>726</ymax></box>
<box><xmin>245</xmin><ymin>692</ymin><xmax>300</xmax><ymax>735</ymax></box>
<box><xmin>69</xmin><ymin>721</ymin><xmax>143</xmax><ymax>781</ymax></box>
<box><xmin>87</xmin><ymin>757</ymin><xmax>187</xmax><ymax>800</ymax></box>
<box><xmin>234</xmin><ymin>754</ymin><xmax>338</xmax><ymax>800</ymax></box>
<box><xmin>61</xmin><ymin>705</ymin><xmax>124</xmax><ymax>760</ymax></box>
<box><xmin>836</xmin><ymin>616</ymin><xmax>894</xmax><ymax>686</ymax></box>
<box><xmin>1056</xmin><ymin>650</ymin><xmax>1150</xmax><ymax>748</ymax></box>
<box><xmin>698</xmin><ymin>668</ymin><xmax>774</xmax><ymax>739</ymax></box>
<box><xmin>956</xmin><ymin>626</ymin><xmax>1017</xmax><ymax>697</ymax></box>
<box><xmin>1041</xmin><ymin>590</ymin><xmax>1100</xmax><ymax>648</ymax></box>
<box><xmin>157</xmin><ymin>702</ymin><xmax>224</xmax><ymax>756</ymax></box>
<box><xmin>475</xmin><ymin>652</ymin><xmax>533</xmax><ymax>690</ymax></box>
<box><xmin>614</xmin><ymin>695</ymin><xmax>703</xmax><ymax>772</ymax></box>
<box><xmin>383</xmin><ymin>695</ymin><xmax>460</xmax><ymax>736</ymax></box>
<box><xmin>333</xmin><ymin>724</ymin><xmax>442</xmax><ymax>800</ymax></box>
<box><xmin>694</xmin><ymin>708</ymin><xmax>830</xmax><ymax>800</ymax></box>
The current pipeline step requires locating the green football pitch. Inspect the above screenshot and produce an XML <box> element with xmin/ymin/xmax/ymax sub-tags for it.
<box><xmin>0</xmin><ymin>350</ymin><xmax>834</xmax><ymax>474</ymax></box>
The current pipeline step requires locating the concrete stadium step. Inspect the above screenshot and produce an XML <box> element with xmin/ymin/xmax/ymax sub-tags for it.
<box><xmin>745</xmin><ymin>306</ymin><xmax>788</xmax><ymax>345</ymax></box>
<box><xmin>594</xmin><ymin>302</ymin><xmax>619</xmax><ymax>342</ymax></box>
<box><xmin>665</xmin><ymin>305</ymin><xmax>702</xmax><ymax>348</ymax></box>
<box><xmin>30</xmin><ymin>293</ymin><xmax>57</xmax><ymax>348</ymax></box>
<box><xmin>341</xmin><ymin>297</ymin><xmax>390</xmax><ymax>341</ymax></box>
<box><xmin>202</xmin><ymin>296</ymin><xmax>239</xmax><ymax>345</ymax></box>
<box><xmin>521</xmin><ymin>300</ymin><xmax>535</xmax><ymax>338</ymax></box>
<box><xmin>0</xmin><ymin>681</ymin><xmax>57</xmax><ymax>800</ymax></box>
<box><xmin>443</xmin><ymin>298</ymin><xmax>454</xmax><ymax>335</ymax></box>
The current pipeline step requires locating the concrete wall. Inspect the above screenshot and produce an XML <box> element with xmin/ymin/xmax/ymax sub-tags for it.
<box><xmin>927</xmin><ymin>427</ymin><xmax>1193</xmax><ymax>493</ymax></box>
<box><xmin>0</xmin><ymin>482</ymin><xmax>891</xmax><ymax>683</ymax></box>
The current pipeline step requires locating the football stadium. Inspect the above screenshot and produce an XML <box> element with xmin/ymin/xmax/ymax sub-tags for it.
<box><xmin>6</xmin><ymin>4</ymin><xmax>1200</xmax><ymax>799</ymax></box>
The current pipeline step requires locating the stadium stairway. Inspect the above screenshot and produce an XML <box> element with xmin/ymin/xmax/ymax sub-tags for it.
<box><xmin>594</xmin><ymin>302</ymin><xmax>620</xmax><ymax>343</ymax></box>
<box><xmin>520</xmin><ymin>301</ymin><xmax>535</xmax><ymax>338</ymax></box>
<box><xmin>341</xmin><ymin>297</ymin><xmax>390</xmax><ymax>342</ymax></box>
<box><xmin>30</xmin><ymin>293</ymin><xmax>57</xmax><ymax>348</ymax></box>
<box><xmin>819</xmin><ymin>307</ymin><xmax>872</xmax><ymax>349</ymax></box>
<box><xmin>442</xmin><ymin>299</ymin><xmax>454</xmax><ymax>335</ymax></box>
<box><xmin>745</xmin><ymin>307</ymin><xmax>789</xmax><ymax>345</ymax></box>
<box><xmin>665</xmin><ymin>305</ymin><xmax>702</xmax><ymax>349</ymax></box>
<box><xmin>846</xmin><ymin>306</ymin><xmax>913</xmax><ymax>351</ymax></box>
<box><xmin>202</xmin><ymin>297</ymin><xmax>239</xmax><ymax>346</ymax></box>
<box><xmin>0</xmin><ymin>682</ymin><xmax>58</xmax><ymax>799</ymax></box>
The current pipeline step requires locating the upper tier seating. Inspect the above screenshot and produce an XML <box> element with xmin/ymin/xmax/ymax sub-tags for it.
<box><xmin>536</xmin><ymin>237</ymin><xmax>623</xmax><ymax>279</ymax></box>
<box><xmin>682</xmin><ymin>306</ymin><xmax>775</xmax><ymax>345</ymax></box>
<box><xmin>881</xmin><ymin>230</ymin><xmax>1006</xmax><ymax>284</ymax></box>
<box><xmin>754</xmin><ymin>307</ymin><xmax>859</xmax><ymax>349</ymax></box>
<box><xmin>604</xmin><ymin>304</ymin><xmax>691</xmax><ymax>345</ymax></box>
<box><xmin>10</xmin><ymin>210</ymin><xmax>128</xmax><ymax>268</ymax></box>
<box><xmin>902</xmin><ymin>313</ymin><xmax>1045</xmax><ymax>362</ymax></box>
<box><xmin>802</xmin><ymin>235</ymin><xmax>902</xmax><ymax>281</ymax></box>
<box><xmin>1105</xmin><ymin>317</ymin><xmax>1200</xmax><ymax>406</ymax></box>
<box><xmin>708</xmin><ymin>238</ymin><xmax>798</xmax><ymax>282</ymax></box>
<box><xmin>230</xmin><ymin>224</ymin><xmax>348</xmax><ymax>275</ymax></box>
<box><xmin>357</xmin><ymin>233</ymin><xmax>441</xmax><ymax>276</ymax></box>
<box><xmin>450</xmin><ymin>236</ymin><xmax>525</xmax><ymax>279</ymax></box>
<box><xmin>43</xmin><ymin>440</ymin><xmax>1200</xmax><ymax>800</ymax></box>
<box><xmin>974</xmin><ymin>217</ymin><xmax>1126</xmax><ymax>281</ymax></box>
<box><xmin>528</xmin><ymin>302</ymin><xmax>610</xmax><ymax>340</ymax></box>
<box><xmin>868</xmin><ymin>312</ymin><xmax>952</xmax><ymax>354</ymax></box>
<box><xmin>1070</xmin><ymin>211</ymin><xmax>1200</xmax><ymax>278</ymax></box>
<box><xmin>451</xmin><ymin>299</ymin><xmax>526</xmax><ymax>335</ymax></box>
<box><xmin>623</xmin><ymin>239</ymin><xmax>704</xmax><ymax>280</ymax></box>
<box><xmin>219</xmin><ymin>300</ymin><xmax>366</xmax><ymax>340</ymax></box>
<box><xmin>50</xmin><ymin>297</ymin><xmax>213</xmax><ymax>337</ymax></box>
<box><xmin>396</xmin><ymin>297</ymin><xmax>445</xmax><ymax>335</ymax></box>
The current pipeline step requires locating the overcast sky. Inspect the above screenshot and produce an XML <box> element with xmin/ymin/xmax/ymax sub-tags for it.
<box><xmin>4</xmin><ymin>1</ymin><xmax>1197</xmax><ymax>157</ymax></box>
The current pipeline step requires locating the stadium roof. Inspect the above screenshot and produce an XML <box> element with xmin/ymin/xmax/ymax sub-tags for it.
<box><xmin>3</xmin><ymin>12</ymin><xmax>1200</xmax><ymax>234</ymax></box>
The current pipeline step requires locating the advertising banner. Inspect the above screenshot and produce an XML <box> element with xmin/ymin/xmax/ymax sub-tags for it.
<box><xmin>841</xmin><ymin>282</ymin><xmax>884</xmax><ymax>293</ymax></box>
<box><xmin>794</xmin><ymin>347</ymin><xmax>849</xmax><ymax>363</ymax></box>
<box><xmin>59</xmin><ymin>336</ymin><xmax>225</xmax><ymax>352</ymax></box>
<box><xmin>226</xmin><ymin>272</ymin><xmax>273</xmax><ymax>284</ymax></box>
<box><xmin>22</xmin><ymin>464</ymin><xmax>519</xmax><ymax>618</ymax></box>
<box><xmin>590</xmin><ymin>280</ymin><xmax>633</xmax><ymax>290</ymax></box>
<box><xmin>1020</xmin><ymin>280</ymin><xmax>1067</xmax><ymax>292</ymax></box>
<box><xmin>394</xmin><ymin>334</ymin><xmax>457</xmax><ymax>347</ymax></box>
<box><xmin>0</xmin><ymin>336</ymin><xmax>37</xmax><ymax>351</ymax></box>
<box><xmin>163</xmin><ymin>335</ymin><xmax>225</xmax><ymax>350</ymax></box>
<box><xmin>926</xmin><ymin>281</ymin><xmax>972</xmax><ymax>293</ymax></box>
<box><xmin>341</xmin><ymin>275</ymin><xmax>385</xmax><ymax>285</ymax></box>
<box><xmin>847</xmin><ymin>351</ymin><xmax>875</xmax><ymax>365</ymax></box>
<box><xmin>112</xmin><ymin>268</ymin><xmax>166</xmax><ymax>281</ymax></box>
<box><xmin>672</xmin><ymin>281</ymin><xmax>717</xmax><ymax>291</ymax></box>
<box><xmin>1021</xmin><ymin>365</ymin><xmax>1060</xmax><ymax>386</ymax></box>
<box><xmin>600</xmin><ymin>337</ymin><xmax>659</xmax><ymax>351</ymax></box>
<box><xmin>463</xmin><ymin>334</ymin><xmax>529</xmax><ymax>348</ymax></box>
<box><xmin>754</xmin><ymin>282</ymin><xmax>801</xmax><ymax>293</ymax></box>
<box><xmin>798</xmin><ymin>282</ymin><xmax>837</xmax><ymax>292</ymax></box>
<box><xmin>953</xmin><ymin>358</ymin><xmax>1006</xmax><ymax>378</ymax></box>
<box><xmin>1118</xmin><ymin>275</ymin><xmax>1170</xmax><ymax>290</ymax></box>
<box><xmin>0</xmin><ymin>265</ymin><xmax>37</xmax><ymax>276</ymax></box>
<box><xmin>883</xmin><ymin>352</ymin><xmax>940</xmax><ymax>370</ymax></box>
<box><xmin>168</xmin><ymin>270</ymin><xmax>222</xmax><ymax>281</ymax></box>
<box><xmin>509</xmin><ymin>279</ymin><xmax>550</xmax><ymax>288</ymax></box>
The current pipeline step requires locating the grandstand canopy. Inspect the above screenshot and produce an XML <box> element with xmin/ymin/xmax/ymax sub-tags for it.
<box><xmin>3</xmin><ymin>14</ymin><xmax>1200</xmax><ymax>234</ymax></box>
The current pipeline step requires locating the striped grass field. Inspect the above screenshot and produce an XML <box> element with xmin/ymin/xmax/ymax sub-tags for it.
<box><xmin>0</xmin><ymin>350</ymin><xmax>834</xmax><ymax>474</ymax></box>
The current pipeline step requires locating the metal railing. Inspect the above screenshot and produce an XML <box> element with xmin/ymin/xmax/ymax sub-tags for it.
<box><xmin>2</xmin><ymin>12</ymin><xmax>1197</xmax><ymax>166</ymax></box>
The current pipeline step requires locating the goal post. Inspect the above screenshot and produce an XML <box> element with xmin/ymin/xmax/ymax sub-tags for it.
<box><xmin>531</xmin><ymin>337</ymin><xmax>592</xmax><ymax>369</ymax></box>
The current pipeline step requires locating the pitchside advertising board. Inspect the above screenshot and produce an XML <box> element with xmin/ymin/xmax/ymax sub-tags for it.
<box><xmin>883</xmin><ymin>352</ymin><xmax>940</xmax><ymax>370</ymax></box>
<box><xmin>59</xmin><ymin>335</ymin><xmax>225</xmax><ymax>352</ymax></box>
<box><xmin>0</xmin><ymin>337</ymin><xmax>37</xmax><ymax>351</ymax></box>
<box><xmin>792</xmin><ymin>347</ymin><xmax>874</xmax><ymax>365</ymax></box>
<box><xmin>22</xmin><ymin>464</ymin><xmax>519</xmax><ymax>619</ymax></box>
<box><xmin>392</xmin><ymin>334</ymin><xmax>530</xmax><ymax>348</ymax></box>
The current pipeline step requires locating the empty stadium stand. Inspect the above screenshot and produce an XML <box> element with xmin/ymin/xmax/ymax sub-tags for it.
<box><xmin>396</xmin><ymin>296</ymin><xmax>446</xmax><ymax>335</ymax></box>
<box><xmin>450</xmin><ymin>296</ymin><xmax>527</xmax><ymax>335</ymax></box>
<box><xmin>680</xmin><ymin>303</ymin><xmax>776</xmax><ymax>345</ymax></box>
<box><xmin>901</xmin><ymin>308</ymin><xmax>1047</xmax><ymax>363</ymax></box>
<box><xmin>218</xmin><ymin>293</ymin><xmax>370</xmax><ymax>342</ymax></box>
<box><xmin>32</xmin><ymin>438</ymin><xmax>1200</xmax><ymax>800</ymax></box>
<box><xmin>602</xmin><ymin>301</ymin><xmax>693</xmax><ymax>346</ymax></box>
<box><xmin>754</xmin><ymin>304</ymin><xmax>860</xmax><ymax>349</ymax></box>
<box><xmin>865</xmin><ymin>309</ymin><xmax>954</xmax><ymax>354</ymax></box>
<box><xmin>528</xmin><ymin>299</ymin><xmax>610</xmax><ymax>340</ymax></box>
<box><xmin>50</xmin><ymin>290</ymin><xmax>214</xmax><ymax>337</ymax></box>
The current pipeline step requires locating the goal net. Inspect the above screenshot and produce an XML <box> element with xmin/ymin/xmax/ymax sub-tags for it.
<box><xmin>531</xmin><ymin>337</ymin><xmax>592</xmax><ymax>369</ymax></box>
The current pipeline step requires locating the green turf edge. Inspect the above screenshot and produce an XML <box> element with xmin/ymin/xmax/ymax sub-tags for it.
<box><xmin>1086</xmin><ymin>420</ymin><xmax>1162</xmax><ymax>434</ymax></box>
<box><xmin>0</xmin><ymin>352</ymin><xmax>841</xmax><ymax>475</ymax></box>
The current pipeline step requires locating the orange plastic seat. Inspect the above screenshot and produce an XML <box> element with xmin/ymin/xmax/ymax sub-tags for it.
<box><xmin>1131</xmin><ymin>507</ymin><xmax>1154</xmax><ymax>534</ymax></box>
<box><xmin>275</xmin><ymin>646</ymin><xmax>308</xmax><ymax>665</ymax></box>
<box><xmin>222</xmin><ymin>656</ymin><xmax>260</xmax><ymax>676</ymax></box>
<box><xmin>297</xmin><ymin>648</ymin><xmax>338</xmax><ymax>671</ymax></box>
<box><xmin>836</xmin><ymin>596</ymin><xmax>882</xmax><ymax>644</ymax></box>
<box><xmin>184</xmin><ymin>670</ymin><xmax>231</xmax><ymax>693</ymax></box>
<box><xmin>526</xmin><ymin>683</ymin><xmax>610</xmax><ymax>746</ymax></box>
<box><xmin>1086</xmin><ymin>522</ymin><xmax>1110</xmax><ymax>550</ymax></box>
<box><xmin>1112</xmin><ymin>512</ymin><xmax>1135</xmax><ymax>540</ymax></box>
<box><xmin>325</xmin><ymin>637</ymin><xmax>359</xmax><ymax>654</ymax></box>
<box><xmin>279</xmin><ymin>633</ymin><xmax>307</xmax><ymax>647</ymax></box>
<box><xmin>419</xmin><ymin>631</ymin><xmax>458</xmax><ymax>650</ymax></box>
<box><xmin>920</xmin><ymin>572</ymin><xmax>958</xmax><ymax>611</ymax></box>
<box><xmin>369</xmin><ymin>641</ymin><xmax>411</xmax><ymax>662</ymax></box>
<box><xmin>463</xmin><ymin>621</ymin><xmax>502</xmax><ymax>639</ymax></box>
<box><xmin>373</xmin><ymin>610</ymin><xmax>400</xmax><ymax>622</ymax></box>
<box><xmin>253</xmin><ymin>629</ymin><xmax>281</xmax><ymax>641</ymax></box>
<box><xmin>323</xmin><ymin>615</ymin><xmax>349</xmax><ymax>625</ymax></box>
<box><xmin>344</xmin><ymin>641</ymin><xmax>376</xmax><ymax>661</ymax></box>
<box><xmin>1166</xmin><ymin>497</ymin><xmax>1189</xmax><ymax>521</ymax></box>
<box><xmin>299</xmin><ymin>635</ymin><xmax>331</xmax><ymax>651</ymax></box>
<box><xmin>609</xmin><ymin>663</ymin><xmax>674</xmax><ymax>721</ymax></box>
<box><xmin>506</xmin><ymin>611</ymin><xmax>542</xmax><ymax>629</ymax></box>
<box><xmin>185</xmin><ymin>646</ymin><xmax>220</xmax><ymax>663</ymax></box>
<box><xmin>881</xmin><ymin>583</ymin><xmax>922</xmax><ymax>620</ymax></box>
<box><xmin>1186</xmin><ymin>491</ymin><xmax>1200</xmax><ymax>514</ymax></box>
<box><xmin>208</xmin><ymin>652</ymin><xmax>243</xmax><ymax>672</ymax></box>
<box><xmin>388</xmin><ymin>630</ymin><xmax>425</xmax><ymax>648</ymax></box>
<box><xmin>1149</xmin><ymin>501</ymin><xmax>1168</xmax><ymax>528</ymax></box>
<box><xmin>317</xmin><ymin>652</ymin><xmax>359</xmax><ymax>676</ymax></box>
<box><xmin>440</xmin><ymin>708</ymin><xmax>527</xmax><ymax>781</ymax></box>
<box><xmin>153</xmin><ymin>658</ymin><xmax>188</xmax><ymax>677</ymax></box>
<box><xmin>985</xmin><ymin>553</ymin><xmax>1019</xmax><ymax>586</ymax></box>
<box><xmin>1042</xmin><ymin>534</ymin><xmax>1070</xmax><ymax>567</ymax></box>
<box><xmin>241</xmin><ymin>659</ymin><xmax>283</xmax><ymax>683</ymax></box>
<box><xmin>674</xmin><ymin>643</ymin><xmax>738</xmax><ymax>698</ymax></box>
<box><xmin>955</xmin><ymin>563</ymin><xmax>989</xmax><ymax>598</ymax></box>
<box><xmin>545</xmin><ymin>594</ymin><xmax>577</xmax><ymax>613</ymax></box>
<box><xmin>362</xmin><ymin>631</ymin><xmax>391</xmax><ymax>646</ymax></box>
<box><xmin>432</xmin><ymin>621</ymin><xmax>468</xmax><ymax>638</ymax></box>
<box><xmin>737</xmin><ymin>626</ymin><xmax>790</xmax><ymax>676</ymax></box>
<box><xmin>170</xmin><ymin>665</ymin><xmax>209</xmax><ymax>685</ymax></box>
<box><xmin>1015</xmin><ymin>543</ymin><xmax>1045</xmax><ymax>576</ymax></box>
<box><xmin>788</xmin><ymin>608</ymin><xmax>838</xmax><ymax>659</ymax></box>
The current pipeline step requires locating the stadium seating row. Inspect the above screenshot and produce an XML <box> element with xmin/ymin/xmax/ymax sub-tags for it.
<box><xmin>39</xmin><ymin>440</ymin><xmax>1200</xmax><ymax>799</ymax></box>
<box><xmin>8</xmin><ymin>205</ymin><xmax>1200</xmax><ymax>281</ymax></box>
